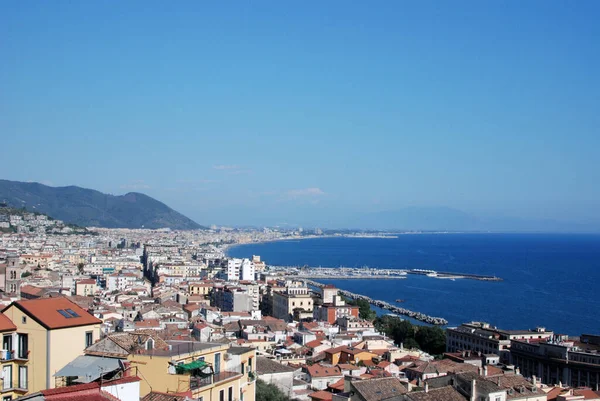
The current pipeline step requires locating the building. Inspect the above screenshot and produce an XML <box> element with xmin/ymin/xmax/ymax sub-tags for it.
<box><xmin>75</xmin><ymin>279</ymin><xmax>98</xmax><ymax>297</ymax></box>
<box><xmin>510</xmin><ymin>334</ymin><xmax>600</xmax><ymax>388</ymax></box>
<box><xmin>1</xmin><ymin>297</ymin><xmax>102</xmax><ymax>392</ymax></box>
<box><xmin>0</xmin><ymin>312</ymin><xmax>27</xmax><ymax>400</ymax></box>
<box><xmin>84</xmin><ymin>332</ymin><xmax>256</xmax><ymax>400</ymax></box>
<box><xmin>5</xmin><ymin>254</ymin><xmax>22</xmax><ymax>296</ymax></box>
<box><xmin>255</xmin><ymin>356</ymin><xmax>297</xmax><ymax>399</ymax></box>
<box><xmin>272</xmin><ymin>284</ymin><xmax>314</xmax><ymax>322</ymax></box>
<box><xmin>446</xmin><ymin>322</ymin><xmax>553</xmax><ymax>363</ymax></box>
<box><xmin>240</xmin><ymin>259</ymin><xmax>255</xmax><ymax>281</ymax></box>
<box><xmin>227</xmin><ymin>259</ymin><xmax>242</xmax><ymax>281</ymax></box>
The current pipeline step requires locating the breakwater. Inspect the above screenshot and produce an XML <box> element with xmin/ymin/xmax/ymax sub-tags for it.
<box><xmin>302</xmin><ymin>279</ymin><xmax>448</xmax><ymax>326</ymax></box>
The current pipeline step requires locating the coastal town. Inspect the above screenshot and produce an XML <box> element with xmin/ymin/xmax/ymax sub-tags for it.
<box><xmin>0</xmin><ymin>210</ymin><xmax>598</xmax><ymax>401</ymax></box>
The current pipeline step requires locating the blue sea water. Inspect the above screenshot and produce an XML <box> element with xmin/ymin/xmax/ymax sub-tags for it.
<box><xmin>228</xmin><ymin>234</ymin><xmax>600</xmax><ymax>335</ymax></box>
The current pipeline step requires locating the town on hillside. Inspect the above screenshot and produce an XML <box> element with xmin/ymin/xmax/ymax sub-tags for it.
<box><xmin>0</xmin><ymin>226</ymin><xmax>598</xmax><ymax>401</ymax></box>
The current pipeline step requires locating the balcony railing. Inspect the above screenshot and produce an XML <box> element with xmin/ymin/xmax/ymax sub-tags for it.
<box><xmin>190</xmin><ymin>372</ymin><xmax>242</xmax><ymax>390</ymax></box>
<box><xmin>1</xmin><ymin>381</ymin><xmax>28</xmax><ymax>393</ymax></box>
<box><xmin>0</xmin><ymin>350</ymin><xmax>28</xmax><ymax>361</ymax></box>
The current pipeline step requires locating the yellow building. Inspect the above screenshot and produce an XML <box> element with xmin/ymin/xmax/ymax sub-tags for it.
<box><xmin>0</xmin><ymin>312</ymin><xmax>28</xmax><ymax>400</ymax></box>
<box><xmin>1</xmin><ymin>297</ymin><xmax>102</xmax><ymax>393</ymax></box>
<box><xmin>272</xmin><ymin>286</ymin><xmax>313</xmax><ymax>321</ymax></box>
<box><xmin>189</xmin><ymin>282</ymin><xmax>212</xmax><ymax>296</ymax></box>
<box><xmin>75</xmin><ymin>279</ymin><xmax>98</xmax><ymax>296</ymax></box>
<box><xmin>85</xmin><ymin>332</ymin><xmax>256</xmax><ymax>401</ymax></box>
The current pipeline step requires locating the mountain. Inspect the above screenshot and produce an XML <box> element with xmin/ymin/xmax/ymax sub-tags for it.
<box><xmin>0</xmin><ymin>179</ymin><xmax>203</xmax><ymax>230</ymax></box>
<box><xmin>344</xmin><ymin>206</ymin><xmax>600</xmax><ymax>232</ymax></box>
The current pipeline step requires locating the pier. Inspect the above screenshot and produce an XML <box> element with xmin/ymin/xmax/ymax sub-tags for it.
<box><xmin>301</xmin><ymin>279</ymin><xmax>449</xmax><ymax>326</ymax></box>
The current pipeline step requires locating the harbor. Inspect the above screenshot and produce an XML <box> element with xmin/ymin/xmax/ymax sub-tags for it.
<box><xmin>272</xmin><ymin>265</ymin><xmax>502</xmax><ymax>282</ymax></box>
<box><xmin>301</xmin><ymin>279</ymin><xmax>449</xmax><ymax>326</ymax></box>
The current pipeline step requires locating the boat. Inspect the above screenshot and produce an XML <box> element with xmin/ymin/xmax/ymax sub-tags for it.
<box><xmin>395</xmin><ymin>299</ymin><xmax>405</xmax><ymax>303</ymax></box>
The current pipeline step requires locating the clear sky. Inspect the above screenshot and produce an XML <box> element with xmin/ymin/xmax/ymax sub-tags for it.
<box><xmin>1</xmin><ymin>2</ymin><xmax>599</xmax><ymax>227</ymax></box>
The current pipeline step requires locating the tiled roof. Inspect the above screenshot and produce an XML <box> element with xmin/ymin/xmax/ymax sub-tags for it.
<box><xmin>308</xmin><ymin>390</ymin><xmax>333</xmax><ymax>400</ymax></box>
<box><xmin>305</xmin><ymin>364</ymin><xmax>342</xmax><ymax>378</ymax></box>
<box><xmin>6</xmin><ymin>297</ymin><xmax>101</xmax><ymax>330</ymax></box>
<box><xmin>256</xmin><ymin>357</ymin><xmax>297</xmax><ymax>374</ymax></box>
<box><xmin>407</xmin><ymin>385</ymin><xmax>466</xmax><ymax>401</ymax></box>
<box><xmin>351</xmin><ymin>377</ymin><xmax>408</xmax><ymax>401</ymax></box>
<box><xmin>141</xmin><ymin>391</ymin><xmax>187</xmax><ymax>401</ymax></box>
<box><xmin>0</xmin><ymin>313</ymin><xmax>16</xmax><ymax>332</ymax></box>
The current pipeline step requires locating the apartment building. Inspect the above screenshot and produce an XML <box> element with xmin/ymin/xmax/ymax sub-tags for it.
<box><xmin>1</xmin><ymin>297</ymin><xmax>102</xmax><ymax>392</ymax></box>
<box><xmin>313</xmin><ymin>293</ymin><xmax>359</xmax><ymax>324</ymax></box>
<box><xmin>272</xmin><ymin>284</ymin><xmax>313</xmax><ymax>321</ymax></box>
<box><xmin>446</xmin><ymin>322</ymin><xmax>553</xmax><ymax>363</ymax></box>
<box><xmin>75</xmin><ymin>279</ymin><xmax>97</xmax><ymax>296</ymax></box>
<box><xmin>0</xmin><ymin>312</ymin><xmax>27</xmax><ymax>400</ymax></box>
<box><xmin>85</xmin><ymin>332</ymin><xmax>256</xmax><ymax>400</ymax></box>
<box><xmin>511</xmin><ymin>334</ymin><xmax>600</xmax><ymax>388</ymax></box>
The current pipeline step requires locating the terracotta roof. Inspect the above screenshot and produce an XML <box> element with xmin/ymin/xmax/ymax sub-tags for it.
<box><xmin>142</xmin><ymin>391</ymin><xmax>188</xmax><ymax>401</ymax></box>
<box><xmin>41</xmin><ymin>382</ymin><xmax>99</xmax><ymax>395</ymax></box>
<box><xmin>308</xmin><ymin>390</ymin><xmax>333</xmax><ymax>401</ymax></box>
<box><xmin>5</xmin><ymin>297</ymin><xmax>101</xmax><ymax>330</ymax></box>
<box><xmin>305</xmin><ymin>364</ymin><xmax>342</xmax><ymax>378</ymax></box>
<box><xmin>351</xmin><ymin>377</ymin><xmax>408</xmax><ymax>401</ymax></box>
<box><xmin>0</xmin><ymin>313</ymin><xmax>16</xmax><ymax>332</ymax></box>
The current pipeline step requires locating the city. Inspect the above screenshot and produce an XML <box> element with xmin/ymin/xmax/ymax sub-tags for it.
<box><xmin>0</xmin><ymin>208</ymin><xmax>598</xmax><ymax>401</ymax></box>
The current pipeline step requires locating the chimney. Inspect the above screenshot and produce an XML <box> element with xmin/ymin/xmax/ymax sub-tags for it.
<box><xmin>515</xmin><ymin>367</ymin><xmax>520</xmax><ymax>375</ymax></box>
<box><xmin>478</xmin><ymin>367</ymin><xmax>483</xmax><ymax>376</ymax></box>
<box><xmin>424</xmin><ymin>382</ymin><xmax>429</xmax><ymax>393</ymax></box>
<box><xmin>470</xmin><ymin>379</ymin><xmax>477</xmax><ymax>401</ymax></box>
<box><xmin>532</xmin><ymin>375</ymin><xmax>537</xmax><ymax>387</ymax></box>
<box><xmin>483</xmin><ymin>366</ymin><xmax>488</xmax><ymax>376</ymax></box>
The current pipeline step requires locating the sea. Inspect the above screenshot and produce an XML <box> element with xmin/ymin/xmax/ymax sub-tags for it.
<box><xmin>227</xmin><ymin>233</ymin><xmax>600</xmax><ymax>335</ymax></box>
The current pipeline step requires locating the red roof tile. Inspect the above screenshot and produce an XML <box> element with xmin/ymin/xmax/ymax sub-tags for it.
<box><xmin>0</xmin><ymin>313</ymin><xmax>16</xmax><ymax>332</ymax></box>
<box><xmin>6</xmin><ymin>297</ymin><xmax>101</xmax><ymax>330</ymax></box>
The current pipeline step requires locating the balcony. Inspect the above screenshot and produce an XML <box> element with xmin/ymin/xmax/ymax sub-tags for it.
<box><xmin>1</xmin><ymin>381</ymin><xmax>28</xmax><ymax>393</ymax></box>
<box><xmin>190</xmin><ymin>372</ymin><xmax>243</xmax><ymax>390</ymax></box>
<box><xmin>0</xmin><ymin>350</ymin><xmax>28</xmax><ymax>362</ymax></box>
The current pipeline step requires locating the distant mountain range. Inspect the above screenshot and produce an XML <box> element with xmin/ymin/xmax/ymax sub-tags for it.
<box><xmin>0</xmin><ymin>179</ymin><xmax>203</xmax><ymax>230</ymax></box>
<box><xmin>347</xmin><ymin>206</ymin><xmax>599</xmax><ymax>233</ymax></box>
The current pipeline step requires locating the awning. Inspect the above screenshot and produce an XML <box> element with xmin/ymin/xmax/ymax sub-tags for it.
<box><xmin>175</xmin><ymin>360</ymin><xmax>208</xmax><ymax>374</ymax></box>
<box><xmin>54</xmin><ymin>355</ymin><xmax>124</xmax><ymax>383</ymax></box>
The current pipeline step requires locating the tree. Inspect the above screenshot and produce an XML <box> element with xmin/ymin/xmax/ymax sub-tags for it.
<box><xmin>21</xmin><ymin>271</ymin><xmax>32</xmax><ymax>278</ymax></box>
<box><xmin>77</xmin><ymin>263</ymin><xmax>85</xmax><ymax>274</ymax></box>
<box><xmin>355</xmin><ymin>299</ymin><xmax>377</xmax><ymax>321</ymax></box>
<box><xmin>256</xmin><ymin>379</ymin><xmax>290</xmax><ymax>401</ymax></box>
<box><xmin>415</xmin><ymin>326</ymin><xmax>446</xmax><ymax>355</ymax></box>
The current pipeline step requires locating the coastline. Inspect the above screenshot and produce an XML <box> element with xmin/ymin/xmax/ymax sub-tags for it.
<box><xmin>223</xmin><ymin>233</ymin><xmax>398</xmax><ymax>256</ymax></box>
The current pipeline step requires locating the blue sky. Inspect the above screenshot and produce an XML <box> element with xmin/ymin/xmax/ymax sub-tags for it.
<box><xmin>1</xmin><ymin>2</ymin><xmax>599</xmax><ymax>227</ymax></box>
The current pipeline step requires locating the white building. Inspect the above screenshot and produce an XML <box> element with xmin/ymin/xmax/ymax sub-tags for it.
<box><xmin>240</xmin><ymin>258</ymin><xmax>255</xmax><ymax>281</ymax></box>
<box><xmin>227</xmin><ymin>258</ymin><xmax>242</xmax><ymax>281</ymax></box>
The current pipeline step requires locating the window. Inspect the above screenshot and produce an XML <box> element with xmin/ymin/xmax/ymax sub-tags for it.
<box><xmin>17</xmin><ymin>334</ymin><xmax>28</xmax><ymax>359</ymax></box>
<box><xmin>21</xmin><ymin>316</ymin><xmax>26</xmax><ymax>324</ymax></box>
<box><xmin>65</xmin><ymin>309</ymin><xmax>80</xmax><ymax>318</ymax></box>
<box><xmin>85</xmin><ymin>332</ymin><xmax>93</xmax><ymax>348</ymax></box>
<box><xmin>219</xmin><ymin>389</ymin><xmax>225</xmax><ymax>401</ymax></box>
<box><xmin>241</xmin><ymin>362</ymin><xmax>245</xmax><ymax>374</ymax></box>
<box><xmin>146</xmin><ymin>338</ymin><xmax>154</xmax><ymax>350</ymax></box>
<box><xmin>228</xmin><ymin>386</ymin><xmax>233</xmax><ymax>401</ymax></box>
<box><xmin>58</xmin><ymin>310</ymin><xmax>72</xmax><ymax>318</ymax></box>
<box><xmin>2</xmin><ymin>366</ymin><xmax>11</xmax><ymax>390</ymax></box>
<box><xmin>3</xmin><ymin>335</ymin><xmax>12</xmax><ymax>354</ymax></box>
<box><xmin>18</xmin><ymin>366</ymin><xmax>27</xmax><ymax>389</ymax></box>
<box><xmin>248</xmin><ymin>357</ymin><xmax>252</xmax><ymax>371</ymax></box>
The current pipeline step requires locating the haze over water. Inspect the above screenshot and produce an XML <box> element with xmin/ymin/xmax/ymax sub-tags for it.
<box><xmin>229</xmin><ymin>234</ymin><xmax>600</xmax><ymax>335</ymax></box>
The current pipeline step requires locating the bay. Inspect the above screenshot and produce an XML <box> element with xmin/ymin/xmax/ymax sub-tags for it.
<box><xmin>227</xmin><ymin>233</ymin><xmax>600</xmax><ymax>335</ymax></box>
